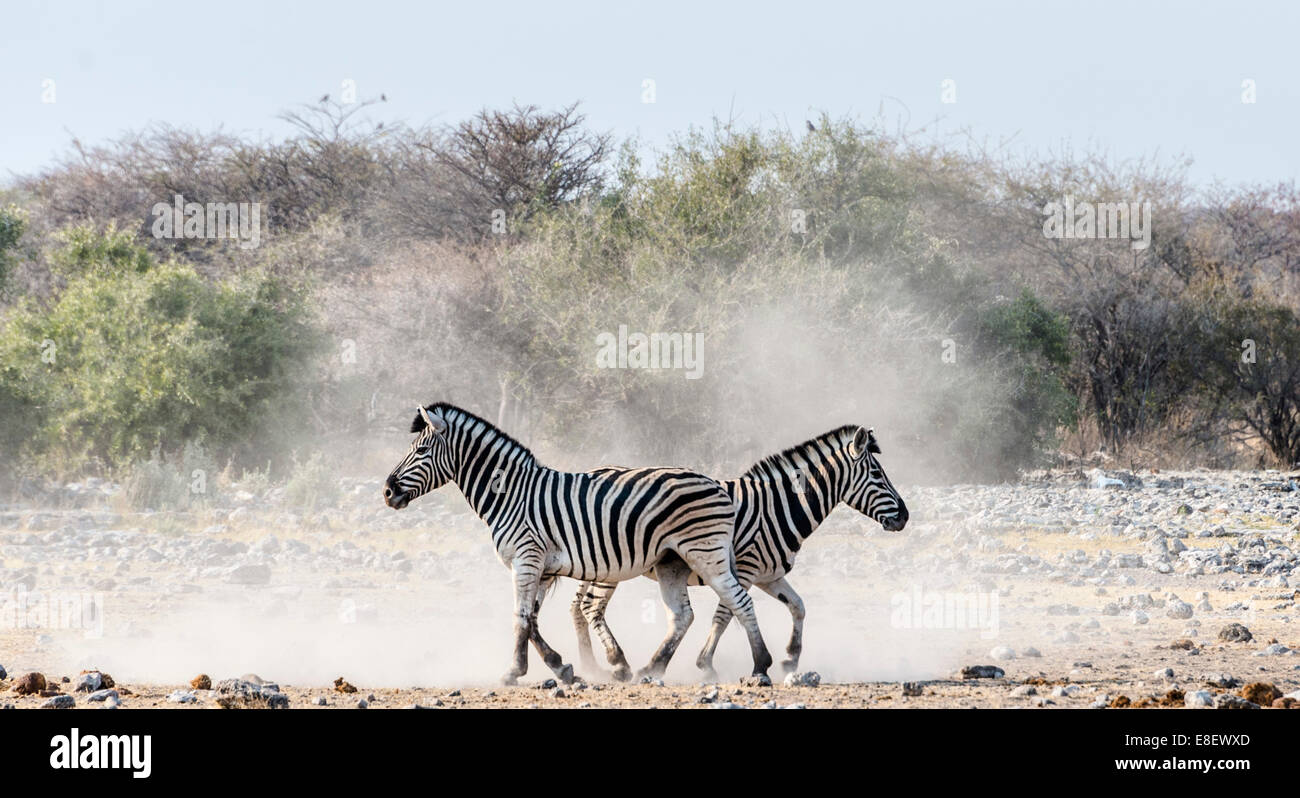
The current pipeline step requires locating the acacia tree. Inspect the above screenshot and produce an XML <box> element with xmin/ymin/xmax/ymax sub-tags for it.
<box><xmin>424</xmin><ymin>102</ymin><xmax>611</xmax><ymax>241</ymax></box>
<box><xmin>1191</xmin><ymin>300</ymin><xmax>1300</xmax><ymax>467</ymax></box>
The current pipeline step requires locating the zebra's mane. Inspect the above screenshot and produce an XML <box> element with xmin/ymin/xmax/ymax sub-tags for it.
<box><xmin>739</xmin><ymin>424</ymin><xmax>873</xmax><ymax>478</ymax></box>
<box><xmin>410</xmin><ymin>402</ymin><xmax>540</xmax><ymax>466</ymax></box>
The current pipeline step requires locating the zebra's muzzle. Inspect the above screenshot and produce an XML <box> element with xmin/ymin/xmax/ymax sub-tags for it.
<box><xmin>383</xmin><ymin>481</ymin><xmax>411</xmax><ymax>510</ymax></box>
<box><xmin>880</xmin><ymin>510</ymin><xmax>908</xmax><ymax>531</ymax></box>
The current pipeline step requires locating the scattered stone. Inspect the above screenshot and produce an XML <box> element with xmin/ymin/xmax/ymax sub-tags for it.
<box><xmin>540</xmin><ymin>679</ymin><xmax>557</xmax><ymax>690</ymax></box>
<box><xmin>226</xmin><ymin>564</ymin><xmax>272</xmax><ymax>585</ymax></box>
<box><xmin>314</xmin><ymin>696</ymin><xmax>328</xmax><ymax>706</ymax></box>
<box><xmin>190</xmin><ymin>674</ymin><xmax>211</xmax><ymax>690</ymax></box>
<box><xmin>1242</xmin><ymin>683</ymin><xmax>1280</xmax><ymax>705</ymax></box>
<box><xmin>901</xmin><ymin>682</ymin><xmax>923</xmax><ymax>697</ymax></box>
<box><xmin>74</xmin><ymin>671</ymin><xmax>103</xmax><ymax>692</ymax></box>
<box><xmin>740</xmin><ymin>674</ymin><xmax>772</xmax><ymax>687</ymax></box>
<box><xmin>86</xmin><ymin>689</ymin><xmax>118</xmax><ymax>703</ymax></box>
<box><xmin>41</xmin><ymin>694</ymin><xmax>75</xmax><ymax>709</ymax></box>
<box><xmin>1170</xmin><ymin>639</ymin><xmax>1197</xmax><ymax>650</ymax></box>
<box><xmin>1022</xmin><ymin>647</ymin><xmax>1042</xmax><ymax>658</ymax></box>
<box><xmin>1204</xmin><ymin>673</ymin><xmax>1241</xmax><ymax>689</ymax></box>
<box><xmin>1010</xmin><ymin>685</ymin><xmax>1037</xmax><ymax>698</ymax></box>
<box><xmin>1254</xmin><ymin>643</ymin><xmax>1293</xmax><ymax>656</ymax></box>
<box><xmin>214</xmin><ymin>678</ymin><xmax>289</xmax><ymax>709</ymax></box>
<box><xmin>1131</xmin><ymin>609</ymin><xmax>1149</xmax><ymax>625</ymax></box>
<box><xmin>166</xmin><ymin>690</ymin><xmax>198</xmax><ymax>704</ymax></box>
<box><xmin>334</xmin><ymin>677</ymin><xmax>358</xmax><ymax>694</ymax></box>
<box><xmin>1184</xmin><ymin>690</ymin><xmax>1215</xmax><ymax>708</ymax></box>
<box><xmin>960</xmin><ymin>665</ymin><xmax>1005</xmax><ymax>680</ymax></box>
<box><xmin>989</xmin><ymin>646</ymin><xmax>1016</xmax><ymax>660</ymax></box>
<box><xmin>1215</xmin><ymin>694</ymin><xmax>1259</xmax><ymax>710</ymax></box>
<box><xmin>783</xmin><ymin>671</ymin><xmax>821</xmax><ymax>687</ymax></box>
<box><xmin>13</xmin><ymin>672</ymin><xmax>46</xmax><ymax>695</ymax></box>
<box><xmin>1218</xmin><ymin>623</ymin><xmax>1253</xmax><ymax>643</ymax></box>
<box><xmin>1109</xmin><ymin>695</ymin><xmax>1131</xmax><ymax>708</ymax></box>
<box><xmin>1166</xmin><ymin>600</ymin><xmax>1194</xmax><ymax>620</ymax></box>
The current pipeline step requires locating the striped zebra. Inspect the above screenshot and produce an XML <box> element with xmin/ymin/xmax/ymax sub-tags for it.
<box><xmin>383</xmin><ymin>402</ymin><xmax>775</xmax><ymax>685</ymax></box>
<box><xmin>571</xmin><ymin>425</ymin><xmax>908</xmax><ymax>680</ymax></box>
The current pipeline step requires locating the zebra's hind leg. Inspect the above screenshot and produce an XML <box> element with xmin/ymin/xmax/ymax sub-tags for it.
<box><xmin>580</xmin><ymin>581</ymin><xmax>632</xmax><ymax>682</ymax></box>
<box><xmin>636</xmin><ymin>558</ymin><xmax>694</xmax><ymax>680</ymax></box>
<box><xmin>694</xmin><ymin>604</ymin><xmax>734</xmax><ymax>679</ymax></box>
<box><xmin>570</xmin><ymin>582</ymin><xmax>600</xmax><ymax>675</ymax></box>
<box><xmin>677</xmin><ymin>541</ymin><xmax>773</xmax><ymax>683</ymax></box>
<box><xmin>758</xmin><ymin>577</ymin><xmax>805</xmax><ymax>673</ymax></box>
<box><xmin>528</xmin><ymin>576</ymin><xmax>575</xmax><ymax>685</ymax></box>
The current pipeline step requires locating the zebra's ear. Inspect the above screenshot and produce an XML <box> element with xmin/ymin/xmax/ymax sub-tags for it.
<box><xmin>849</xmin><ymin>426</ymin><xmax>869</xmax><ymax>459</ymax></box>
<box><xmin>417</xmin><ymin>406</ymin><xmax>448</xmax><ymax>436</ymax></box>
<box><xmin>850</xmin><ymin>426</ymin><xmax>880</xmax><ymax>459</ymax></box>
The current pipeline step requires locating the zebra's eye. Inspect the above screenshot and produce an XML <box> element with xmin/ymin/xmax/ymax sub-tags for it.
<box><xmin>416</xmin><ymin>443</ymin><xmax>433</xmax><ymax>455</ymax></box>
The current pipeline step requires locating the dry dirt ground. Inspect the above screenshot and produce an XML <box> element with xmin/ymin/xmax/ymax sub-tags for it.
<box><xmin>2</xmin><ymin>468</ymin><xmax>1298</xmax><ymax>709</ymax></box>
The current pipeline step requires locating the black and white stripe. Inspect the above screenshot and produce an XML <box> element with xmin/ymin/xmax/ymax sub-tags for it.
<box><xmin>572</xmin><ymin>424</ymin><xmax>908</xmax><ymax>678</ymax></box>
<box><xmin>383</xmin><ymin>402</ymin><xmax>775</xmax><ymax>684</ymax></box>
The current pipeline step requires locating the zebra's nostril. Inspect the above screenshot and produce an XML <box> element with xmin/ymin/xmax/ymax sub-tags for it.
<box><xmin>384</xmin><ymin>487</ymin><xmax>392</xmax><ymax>498</ymax></box>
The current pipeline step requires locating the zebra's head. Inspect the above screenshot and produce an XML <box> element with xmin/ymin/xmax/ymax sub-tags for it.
<box><xmin>384</xmin><ymin>405</ymin><xmax>455</xmax><ymax>510</ymax></box>
<box><xmin>842</xmin><ymin>426</ymin><xmax>909</xmax><ymax>531</ymax></box>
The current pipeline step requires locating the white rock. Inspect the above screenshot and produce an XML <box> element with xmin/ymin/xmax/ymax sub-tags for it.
<box><xmin>1184</xmin><ymin>690</ymin><xmax>1214</xmax><ymax>708</ymax></box>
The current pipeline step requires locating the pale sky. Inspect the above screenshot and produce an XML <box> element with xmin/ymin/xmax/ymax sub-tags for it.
<box><xmin>2</xmin><ymin>0</ymin><xmax>1298</xmax><ymax>187</ymax></box>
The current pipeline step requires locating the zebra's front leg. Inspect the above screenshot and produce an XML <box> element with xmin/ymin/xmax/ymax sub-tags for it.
<box><xmin>528</xmin><ymin>576</ymin><xmax>575</xmax><ymax>684</ymax></box>
<box><xmin>694</xmin><ymin>604</ymin><xmax>734</xmax><ymax>678</ymax></box>
<box><xmin>581</xmin><ymin>582</ymin><xmax>632</xmax><ymax>682</ymax></box>
<box><xmin>758</xmin><ymin>577</ymin><xmax>805</xmax><ymax>673</ymax></box>
<box><xmin>502</xmin><ymin>549</ymin><xmax>544</xmax><ymax>686</ymax></box>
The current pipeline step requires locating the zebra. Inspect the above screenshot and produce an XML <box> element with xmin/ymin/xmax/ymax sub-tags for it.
<box><xmin>570</xmin><ymin>424</ymin><xmax>908</xmax><ymax>680</ymax></box>
<box><xmin>382</xmin><ymin>402</ymin><xmax>775</xmax><ymax>685</ymax></box>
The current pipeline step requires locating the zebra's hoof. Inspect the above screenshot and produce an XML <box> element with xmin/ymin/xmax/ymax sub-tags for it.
<box><xmin>557</xmin><ymin>663</ymin><xmax>575</xmax><ymax>684</ymax></box>
<box><xmin>501</xmin><ymin>673</ymin><xmax>520</xmax><ymax>687</ymax></box>
<box><xmin>781</xmin><ymin>659</ymin><xmax>799</xmax><ymax>674</ymax></box>
<box><xmin>611</xmin><ymin>664</ymin><xmax>633</xmax><ymax>682</ymax></box>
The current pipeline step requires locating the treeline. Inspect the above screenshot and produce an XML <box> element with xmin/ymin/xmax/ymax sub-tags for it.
<box><xmin>0</xmin><ymin>100</ymin><xmax>1297</xmax><ymax>485</ymax></box>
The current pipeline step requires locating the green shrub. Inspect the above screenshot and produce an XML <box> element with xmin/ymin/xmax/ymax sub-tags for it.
<box><xmin>0</xmin><ymin>225</ymin><xmax>324</xmax><ymax>472</ymax></box>
<box><xmin>0</xmin><ymin>204</ymin><xmax>26</xmax><ymax>292</ymax></box>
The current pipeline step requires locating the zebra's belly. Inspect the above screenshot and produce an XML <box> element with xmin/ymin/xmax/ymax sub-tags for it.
<box><xmin>544</xmin><ymin>552</ymin><xmax>652</xmax><ymax>583</ymax></box>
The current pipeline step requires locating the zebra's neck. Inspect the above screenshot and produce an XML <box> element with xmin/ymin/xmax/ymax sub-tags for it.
<box><xmin>443</xmin><ymin>410</ymin><xmax>540</xmax><ymax>527</ymax></box>
<box><xmin>739</xmin><ymin>429</ymin><xmax>854</xmax><ymax>539</ymax></box>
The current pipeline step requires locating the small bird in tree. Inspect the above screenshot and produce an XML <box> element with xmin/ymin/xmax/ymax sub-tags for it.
<box><xmin>806</xmin><ymin>120</ymin><xmax>816</xmax><ymax>133</ymax></box>
<box><xmin>319</xmin><ymin>93</ymin><xmax>329</xmax><ymax>103</ymax></box>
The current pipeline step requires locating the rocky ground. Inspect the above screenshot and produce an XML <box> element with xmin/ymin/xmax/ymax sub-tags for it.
<box><xmin>2</xmin><ymin>467</ymin><xmax>1299</xmax><ymax>709</ymax></box>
